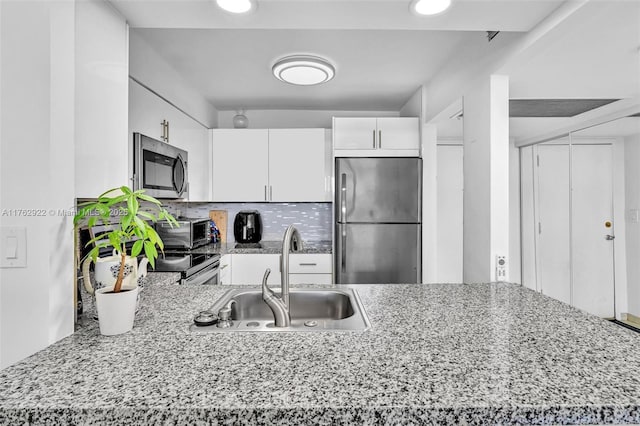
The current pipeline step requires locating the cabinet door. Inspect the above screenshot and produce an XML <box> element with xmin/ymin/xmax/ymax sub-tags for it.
<box><xmin>376</xmin><ymin>117</ymin><xmax>419</xmax><ymax>150</ymax></box>
<box><xmin>211</xmin><ymin>130</ymin><xmax>269</xmax><ymax>201</ymax></box>
<box><xmin>219</xmin><ymin>254</ymin><xmax>232</xmax><ymax>285</ymax></box>
<box><xmin>230</xmin><ymin>254</ymin><xmax>281</xmax><ymax>285</ymax></box>
<box><xmin>333</xmin><ymin>118</ymin><xmax>377</xmax><ymax>150</ymax></box>
<box><xmin>268</xmin><ymin>129</ymin><xmax>326</xmax><ymax>202</ymax></box>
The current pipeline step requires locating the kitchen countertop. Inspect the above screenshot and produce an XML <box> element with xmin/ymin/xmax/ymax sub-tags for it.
<box><xmin>3</xmin><ymin>282</ymin><xmax>640</xmax><ymax>425</ymax></box>
<box><xmin>191</xmin><ymin>240</ymin><xmax>332</xmax><ymax>255</ymax></box>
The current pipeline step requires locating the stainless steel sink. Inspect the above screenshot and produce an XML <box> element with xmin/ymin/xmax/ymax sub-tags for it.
<box><xmin>189</xmin><ymin>288</ymin><xmax>370</xmax><ymax>332</ymax></box>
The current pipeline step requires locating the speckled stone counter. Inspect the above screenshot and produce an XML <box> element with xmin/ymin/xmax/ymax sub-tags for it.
<box><xmin>3</xmin><ymin>283</ymin><xmax>640</xmax><ymax>425</ymax></box>
<box><xmin>191</xmin><ymin>240</ymin><xmax>332</xmax><ymax>255</ymax></box>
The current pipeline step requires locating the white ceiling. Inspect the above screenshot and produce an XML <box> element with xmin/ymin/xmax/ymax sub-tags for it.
<box><xmin>133</xmin><ymin>28</ymin><xmax>481</xmax><ymax>111</ymax></box>
<box><xmin>112</xmin><ymin>0</ymin><xmax>639</xmax><ymax>142</ymax></box>
<box><xmin>114</xmin><ymin>0</ymin><xmax>565</xmax><ymax>112</ymax></box>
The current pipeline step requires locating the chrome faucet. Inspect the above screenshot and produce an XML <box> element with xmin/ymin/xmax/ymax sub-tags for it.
<box><xmin>261</xmin><ymin>269</ymin><xmax>289</xmax><ymax>327</ymax></box>
<box><xmin>261</xmin><ymin>225</ymin><xmax>303</xmax><ymax>327</ymax></box>
<box><xmin>280</xmin><ymin>224</ymin><xmax>302</xmax><ymax>309</ymax></box>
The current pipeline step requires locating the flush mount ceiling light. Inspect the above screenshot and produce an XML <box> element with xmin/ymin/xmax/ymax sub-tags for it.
<box><xmin>272</xmin><ymin>55</ymin><xmax>335</xmax><ymax>86</ymax></box>
<box><xmin>216</xmin><ymin>0</ymin><xmax>255</xmax><ymax>14</ymax></box>
<box><xmin>411</xmin><ymin>0</ymin><xmax>451</xmax><ymax>15</ymax></box>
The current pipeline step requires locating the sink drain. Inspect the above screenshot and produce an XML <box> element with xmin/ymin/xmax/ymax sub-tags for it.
<box><xmin>304</xmin><ymin>320</ymin><xmax>318</xmax><ymax>327</ymax></box>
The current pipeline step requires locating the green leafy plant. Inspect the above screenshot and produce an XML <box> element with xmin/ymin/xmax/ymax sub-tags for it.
<box><xmin>73</xmin><ymin>186</ymin><xmax>178</xmax><ymax>293</ymax></box>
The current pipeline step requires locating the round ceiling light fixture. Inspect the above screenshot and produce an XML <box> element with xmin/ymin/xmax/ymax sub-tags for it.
<box><xmin>216</xmin><ymin>0</ymin><xmax>255</xmax><ymax>14</ymax></box>
<box><xmin>272</xmin><ymin>55</ymin><xmax>335</xmax><ymax>86</ymax></box>
<box><xmin>411</xmin><ymin>0</ymin><xmax>451</xmax><ymax>16</ymax></box>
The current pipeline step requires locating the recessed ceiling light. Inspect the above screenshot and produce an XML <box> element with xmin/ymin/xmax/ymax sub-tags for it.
<box><xmin>216</xmin><ymin>0</ymin><xmax>255</xmax><ymax>14</ymax></box>
<box><xmin>272</xmin><ymin>55</ymin><xmax>335</xmax><ymax>86</ymax></box>
<box><xmin>411</xmin><ymin>0</ymin><xmax>451</xmax><ymax>16</ymax></box>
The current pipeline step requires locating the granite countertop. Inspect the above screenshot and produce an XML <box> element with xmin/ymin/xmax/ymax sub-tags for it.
<box><xmin>2</xmin><ymin>282</ymin><xmax>640</xmax><ymax>425</ymax></box>
<box><xmin>191</xmin><ymin>240</ymin><xmax>332</xmax><ymax>255</ymax></box>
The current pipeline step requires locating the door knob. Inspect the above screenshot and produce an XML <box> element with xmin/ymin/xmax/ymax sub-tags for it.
<box><xmin>605</xmin><ymin>235</ymin><xmax>615</xmax><ymax>240</ymax></box>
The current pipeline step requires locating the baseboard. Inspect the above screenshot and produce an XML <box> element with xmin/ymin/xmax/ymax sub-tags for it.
<box><xmin>623</xmin><ymin>312</ymin><xmax>640</xmax><ymax>327</ymax></box>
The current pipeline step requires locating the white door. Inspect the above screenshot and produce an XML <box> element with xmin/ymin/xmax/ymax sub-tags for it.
<box><xmin>333</xmin><ymin>117</ymin><xmax>377</xmax><ymax>150</ymax></box>
<box><xmin>436</xmin><ymin>145</ymin><xmax>463</xmax><ymax>282</ymax></box>
<box><xmin>211</xmin><ymin>129</ymin><xmax>269</xmax><ymax>201</ymax></box>
<box><xmin>376</xmin><ymin>117</ymin><xmax>420</xmax><ymax>150</ymax></box>
<box><xmin>571</xmin><ymin>144</ymin><xmax>615</xmax><ymax>317</ymax></box>
<box><xmin>536</xmin><ymin>144</ymin><xmax>571</xmax><ymax>305</ymax></box>
<box><xmin>520</xmin><ymin>146</ymin><xmax>537</xmax><ymax>290</ymax></box>
<box><xmin>268</xmin><ymin>129</ymin><xmax>326</xmax><ymax>202</ymax></box>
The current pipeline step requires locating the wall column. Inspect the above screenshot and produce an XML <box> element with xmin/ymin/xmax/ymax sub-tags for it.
<box><xmin>463</xmin><ymin>75</ymin><xmax>510</xmax><ymax>283</ymax></box>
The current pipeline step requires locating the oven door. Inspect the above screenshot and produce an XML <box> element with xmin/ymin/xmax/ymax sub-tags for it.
<box><xmin>182</xmin><ymin>263</ymin><xmax>219</xmax><ymax>285</ymax></box>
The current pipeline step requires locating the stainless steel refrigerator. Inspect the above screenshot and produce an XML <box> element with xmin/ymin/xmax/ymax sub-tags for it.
<box><xmin>335</xmin><ymin>157</ymin><xmax>422</xmax><ymax>284</ymax></box>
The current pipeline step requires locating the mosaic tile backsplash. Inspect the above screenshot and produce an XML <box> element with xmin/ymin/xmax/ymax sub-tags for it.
<box><xmin>165</xmin><ymin>202</ymin><xmax>333</xmax><ymax>243</ymax></box>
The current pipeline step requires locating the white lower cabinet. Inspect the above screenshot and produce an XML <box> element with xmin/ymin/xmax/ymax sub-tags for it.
<box><xmin>219</xmin><ymin>255</ymin><xmax>232</xmax><ymax>285</ymax></box>
<box><xmin>228</xmin><ymin>254</ymin><xmax>281</xmax><ymax>285</ymax></box>
<box><xmin>288</xmin><ymin>254</ymin><xmax>333</xmax><ymax>285</ymax></box>
<box><xmin>224</xmin><ymin>253</ymin><xmax>333</xmax><ymax>285</ymax></box>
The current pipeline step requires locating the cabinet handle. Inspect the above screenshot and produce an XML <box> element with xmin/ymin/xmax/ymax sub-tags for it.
<box><xmin>264</xmin><ymin>185</ymin><xmax>268</xmax><ymax>201</ymax></box>
<box><xmin>372</xmin><ymin>130</ymin><xmax>376</xmax><ymax>148</ymax></box>
<box><xmin>220</xmin><ymin>264</ymin><xmax>228</xmax><ymax>270</ymax></box>
<box><xmin>378</xmin><ymin>130</ymin><xmax>382</xmax><ymax>148</ymax></box>
<box><xmin>299</xmin><ymin>263</ymin><xmax>318</xmax><ymax>266</ymax></box>
<box><xmin>270</xmin><ymin>185</ymin><xmax>273</xmax><ymax>201</ymax></box>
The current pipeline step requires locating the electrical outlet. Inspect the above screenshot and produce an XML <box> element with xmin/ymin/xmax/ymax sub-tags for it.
<box><xmin>495</xmin><ymin>255</ymin><xmax>507</xmax><ymax>281</ymax></box>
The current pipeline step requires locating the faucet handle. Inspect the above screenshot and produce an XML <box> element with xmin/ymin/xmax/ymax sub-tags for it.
<box><xmin>262</xmin><ymin>268</ymin><xmax>274</xmax><ymax>297</ymax></box>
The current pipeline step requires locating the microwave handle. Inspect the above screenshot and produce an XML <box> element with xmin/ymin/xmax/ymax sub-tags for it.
<box><xmin>173</xmin><ymin>154</ymin><xmax>187</xmax><ymax>197</ymax></box>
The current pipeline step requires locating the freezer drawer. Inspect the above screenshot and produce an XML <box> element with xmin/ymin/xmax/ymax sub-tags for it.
<box><xmin>335</xmin><ymin>223</ymin><xmax>421</xmax><ymax>284</ymax></box>
<box><xmin>335</xmin><ymin>157</ymin><xmax>421</xmax><ymax>223</ymax></box>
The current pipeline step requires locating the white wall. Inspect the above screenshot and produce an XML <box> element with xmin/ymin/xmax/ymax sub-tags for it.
<box><xmin>462</xmin><ymin>75</ymin><xmax>510</xmax><ymax>283</ymax></box>
<box><xmin>216</xmin><ymin>109</ymin><xmax>398</xmax><ymax>129</ymax></box>
<box><xmin>74</xmin><ymin>0</ymin><xmax>129</xmax><ymax>198</ymax></box>
<box><xmin>0</xmin><ymin>0</ymin><xmax>75</xmax><ymax>369</ymax></box>
<box><xmin>625</xmin><ymin>133</ymin><xmax>640</xmax><ymax>316</ymax></box>
<box><xmin>129</xmin><ymin>30</ymin><xmax>218</xmax><ymax>129</ymax></box>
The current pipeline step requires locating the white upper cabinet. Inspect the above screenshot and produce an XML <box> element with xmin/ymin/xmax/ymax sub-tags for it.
<box><xmin>211</xmin><ymin>128</ymin><xmax>330</xmax><ymax>202</ymax></box>
<box><xmin>332</xmin><ymin>118</ymin><xmax>378</xmax><ymax>150</ymax></box>
<box><xmin>333</xmin><ymin>117</ymin><xmax>420</xmax><ymax>156</ymax></box>
<box><xmin>376</xmin><ymin>118</ymin><xmax>420</xmax><ymax>150</ymax></box>
<box><xmin>129</xmin><ymin>81</ymin><xmax>210</xmax><ymax>201</ymax></box>
<box><xmin>268</xmin><ymin>129</ymin><xmax>327</xmax><ymax>202</ymax></box>
<box><xmin>211</xmin><ymin>129</ymin><xmax>269</xmax><ymax>202</ymax></box>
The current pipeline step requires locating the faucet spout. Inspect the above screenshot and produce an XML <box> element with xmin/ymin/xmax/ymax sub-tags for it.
<box><xmin>281</xmin><ymin>224</ymin><xmax>303</xmax><ymax>310</ymax></box>
<box><xmin>261</xmin><ymin>268</ymin><xmax>290</xmax><ymax>327</ymax></box>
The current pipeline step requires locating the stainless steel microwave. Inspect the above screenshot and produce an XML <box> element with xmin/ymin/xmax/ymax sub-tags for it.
<box><xmin>133</xmin><ymin>133</ymin><xmax>188</xmax><ymax>199</ymax></box>
<box><xmin>155</xmin><ymin>218</ymin><xmax>211</xmax><ymax>250</ymax></box>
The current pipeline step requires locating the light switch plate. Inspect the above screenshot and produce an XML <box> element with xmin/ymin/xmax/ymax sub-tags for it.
<box><xmin>1</xmin><ymin>226</ymin><xmax>27</xmax><ymax>268</ymax></box>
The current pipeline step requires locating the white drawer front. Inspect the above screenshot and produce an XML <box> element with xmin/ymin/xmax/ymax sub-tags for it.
<box><xmin>288</xmin><ymin>254</ymin><xmax>332</xmax><ymax>274</ymax></box>
<box><xmin>289</xmin><ymin>273</ymin><xmax>332</xmax><ymax>285</ymax></box>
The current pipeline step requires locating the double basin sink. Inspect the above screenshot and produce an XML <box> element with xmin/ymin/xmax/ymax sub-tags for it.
<box><xmin>190</xmin><ymin>287</ymin><xmax>370</xmax><ymax>332</ymax></box>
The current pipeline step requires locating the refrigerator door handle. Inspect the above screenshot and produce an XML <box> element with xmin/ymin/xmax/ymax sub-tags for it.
<box><xmin>340</xmin><ymin>173</ymin><xmax>347</xmax><ymax>223</ymax></box>
<box><xmin>341</xmin><ymin>226</ymin><xmax>347</xmax><ymax>273</ymax></box>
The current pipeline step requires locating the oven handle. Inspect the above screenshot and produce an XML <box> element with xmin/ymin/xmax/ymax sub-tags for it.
<box><xmin>182</xmin><ymin>265</ymin><xmax>219</xmax><ymax>285</ymax></box>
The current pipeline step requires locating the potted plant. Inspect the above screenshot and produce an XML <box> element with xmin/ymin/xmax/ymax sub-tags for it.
<box><xmin>74</xmin><ymin>186</ymin><xmax>178</xmax><ymax>335</ymax></box>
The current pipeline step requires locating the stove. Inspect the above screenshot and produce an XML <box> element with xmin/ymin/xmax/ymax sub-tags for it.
<box><xmin>154</xmin><ymin>251</ymin><xmax>220</xmax><ymax>285</ymax></box>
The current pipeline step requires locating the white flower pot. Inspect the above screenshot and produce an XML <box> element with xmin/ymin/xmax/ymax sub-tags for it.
<box><xmin>94</xmin><ymin>286</ymin><xmax>139</xmax><ymax>336</ymax></box>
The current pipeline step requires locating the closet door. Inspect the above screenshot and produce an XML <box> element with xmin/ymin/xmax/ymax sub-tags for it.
<box><xmin>536</xmin><ymin>145</ymin><xmax>571</xmax><ymax>305</ymax></box>
<box><xmin>436</xmin><ymin>145</ymin><xmax>463</xmax><ymax>282</ymax></box>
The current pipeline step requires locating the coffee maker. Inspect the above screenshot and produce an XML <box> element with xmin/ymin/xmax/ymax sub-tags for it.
<box><xmin>233</xmin><ymin>210</ymin><xmax>263</xmax><ymax>244</ymax></box>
